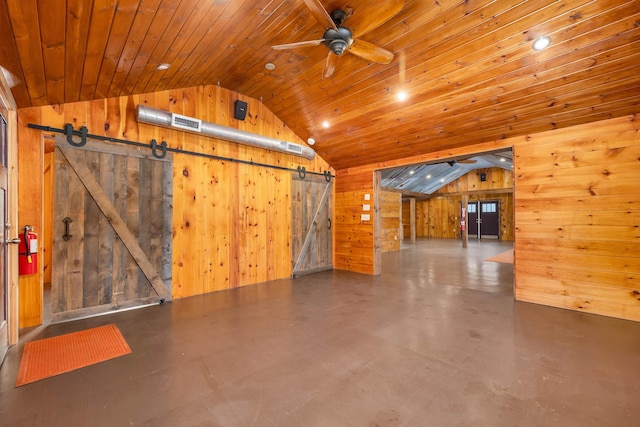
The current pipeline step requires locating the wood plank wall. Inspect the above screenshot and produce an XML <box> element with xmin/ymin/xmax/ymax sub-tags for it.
<box><xmin>380</xmin><ymin>191</ymin><xmax>401</xmax><ymax>252</ymax></box>
<box><xmin>513</xmin><ymin>115</ymin><xmax>640</xmax><ymax>322</ymax></box>
<box><xmin>413</xmin><ymin>168</ymin><xmax>515</xmax><ymax>240</ymax></box>
<box><xmin>335</xmin><ymin>114</ymin><xmax>639</xmax><ymax>322</ymax></box>
<box><xmin>436</xmin><ymin>167</ymin><xmax>513</xmax><ymax>194</ymax></box>
<box><xmin>17</xmin><ymin>85</ymin><xmax>332</xmax><ymax>327</ymax></box>
<box><xmin>415</xmin><ymin>193</ymin><xmax>514</xmax><ymax>240</ymax></box>
<box><xmin>334</xmin><ymin>169</ymin><xmax>375</xmax><ymax>274</ymax></box>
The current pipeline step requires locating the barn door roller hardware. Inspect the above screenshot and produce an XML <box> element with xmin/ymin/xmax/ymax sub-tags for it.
<box><xmin>136</xmin><ymin>105</ymin><xmax>316</xmax><ymax>160</ymax></box>
<box><xmin>27</xmin><ymin>123</ymin><xmax>334</xmax><ymax>180</ymax></box>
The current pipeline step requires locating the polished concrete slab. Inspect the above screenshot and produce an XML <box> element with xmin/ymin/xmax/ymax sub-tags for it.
<box><xmin>1</xmin><ymin>238</ymin><xmax>639</xmax><ymax>426</ymax></box>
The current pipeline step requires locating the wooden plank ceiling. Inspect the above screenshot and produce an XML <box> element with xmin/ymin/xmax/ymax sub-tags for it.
<box><xmin>1</xmin><ymin>0</ymin><xmax>639</xmax><ymax>171</ymax></box>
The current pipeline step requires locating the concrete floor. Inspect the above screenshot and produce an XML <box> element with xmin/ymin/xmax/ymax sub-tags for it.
<box><xmin>1</xmin><ymin>238</ymin><xmax>639</xmax><ymax>426</ymax></box>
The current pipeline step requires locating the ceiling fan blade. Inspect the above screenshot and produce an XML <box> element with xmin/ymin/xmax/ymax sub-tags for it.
<box><xmin>348</xmin><ymin>39</ymin><xmax>394</xmax><ymax>64</ymax></box>
<box><xmin>322</xmin><ymin>51</ymin><xmax>338</xmax><ymax>79</ymax></box>
<box><xmin>347</xmin><ymin>0</ymin><xmax>404</xmax><ymax>37</ymax></box>
<box><xmin>271</xmin><ymin>39</ymin><xmax>326</xmax><ymax>50</ymax></box>
<box><xmin>303</xmin><ymin>0</ymin><xmax>337</xmax><ymax>30</ymax></box>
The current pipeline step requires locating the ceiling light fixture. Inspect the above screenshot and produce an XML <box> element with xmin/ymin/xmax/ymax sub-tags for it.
<box><xmin>532</xmin><ymin>36</ymin><xmax>551</xmax><ymax>51</ymax></box>
<box><xmin>322</xmin><ymin>121</ymin><xmax>330</xmax><ymax>128</ymax></box>
<box><xmin>265</xmin><ymin>62</ymin><xmax>276</xmax><ymax>70</ymax></box>
<box><xmin>499</xmin><ymin>157</ymin><xmax>506</xmax><ymax>162</ymax></box>
<box><xmin>396</xmin><ymin>91</ymin><xmax>408</xmax><ymax>101</ymax></box>
<box><xmin>307</xmin><ymin>137</ymin><xmax>315</xmax><ymax>146</ymax></box>
<box><xmin>409</xmin><ymin>170</ymin><xmax>415</xmax><ymax>175</ymax></box>
<box><xmin>156</xmin><ymin>63</ymin><xmax>170</xmax><ymax>70</ymax></box>
<box><xmin>426</xmin><ymin>174</ymin><xmax>431</xmax><ymax>179</ymax></box>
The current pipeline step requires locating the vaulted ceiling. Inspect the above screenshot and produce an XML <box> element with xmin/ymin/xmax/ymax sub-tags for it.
<box><xmin>1</xmin><ymin>0</ymin><xmax>639</xmax><ymax>172</ymax></box>
<box><xmin>381</xmin><ymin>150</ymin><xmax>513</xmax><ymax>197</ymax></box>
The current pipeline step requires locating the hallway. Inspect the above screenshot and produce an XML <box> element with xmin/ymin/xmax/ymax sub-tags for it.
<box><xmin>1</xmin><ymin>239</ymin><xmax>638</xmax><ymax>426</ymax></box>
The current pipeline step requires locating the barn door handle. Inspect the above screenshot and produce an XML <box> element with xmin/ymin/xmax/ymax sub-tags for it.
<box><xmin>62</xmin><ymin>217</ymin><xmax>73</xmax><ymax>241</ymax></box>
<box><xmin>328</xmin><ymin>218</ymin><xmax>332</xmax><ymax>230</ymax></box>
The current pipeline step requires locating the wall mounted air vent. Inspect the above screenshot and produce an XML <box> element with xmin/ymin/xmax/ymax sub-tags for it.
<box><xmin>137</xmin><ymin>105</ymin><xmax>316</xmax><ymax>160</ymax></box>
<box><xmin>286</xmin><ymin>143</ymin><xmax>303</xmax><ymax>154</ymax></box>
<box><xmin>171</xmin><ymin>113</ymin><xmax>201</xmax><ymax>132</ymax></box>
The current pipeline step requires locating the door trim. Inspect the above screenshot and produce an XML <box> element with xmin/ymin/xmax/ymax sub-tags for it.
<box><xmin>0</xmin><ymin>69</ymin><xmax>18</xmax><ymax>354</ymax></box>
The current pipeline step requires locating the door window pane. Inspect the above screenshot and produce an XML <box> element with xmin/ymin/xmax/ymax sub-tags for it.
<box><xmin>482</xmin><ymin>202</ymin><xmax>496</xmax><ymax>213</ymax></box>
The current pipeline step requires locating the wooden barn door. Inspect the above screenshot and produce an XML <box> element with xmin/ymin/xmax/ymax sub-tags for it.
<box><xmin>291</xmin><ymin>174</ymin><xmax>333</xmax><ymax>276</ymax></box>
<box><xmin>51</xmin><ymin>136</ymin><xmax>172</xmax><ymax>322</ymax></box>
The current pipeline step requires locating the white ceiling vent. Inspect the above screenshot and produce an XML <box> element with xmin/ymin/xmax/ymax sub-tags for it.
<box><xmin>171</xmin><ymin>113</ymin><xmax>201</xmax><ymax>132</ymax></box>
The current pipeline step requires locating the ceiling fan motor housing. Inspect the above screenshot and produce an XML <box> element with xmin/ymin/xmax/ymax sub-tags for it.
<box><xmin>323</xmin><ymin>26</ymin><xmax>353</xmax><ymax>55</ymax></box>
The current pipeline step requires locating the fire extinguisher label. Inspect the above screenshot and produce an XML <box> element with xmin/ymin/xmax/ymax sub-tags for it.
<box><xmin>29</xmin><ymin>239</ymin><xmax>38</xmax><ymax>253</ymax></box>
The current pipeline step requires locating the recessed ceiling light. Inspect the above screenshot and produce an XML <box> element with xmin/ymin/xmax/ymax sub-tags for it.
<box><xmin>265</xmin><ymin>62</ymin><xmax>276</xmax><ymax>70</ymax></box>
<box><xmin>532</xmin><ymin>36</ymin><xmax>551</xmax><ymax>51</ymax></box>
<box><xmin>307</xmin><ymin>137</ymin><xmax>315</xmax><ymax>146</ymax></box>
<box><xmin>322</xmin><ymin>121</ymin><xmax>330</xmax><ymax>128</ymax></box>
<box><xmin>156</xmin><ymin>63</ymin><xmax>170</xmax><ymax>70</ymax></box>
<box><xmin>396</xmin><ymin>91</ymin><xmax>408</xmax><ymax>101</ymax></box>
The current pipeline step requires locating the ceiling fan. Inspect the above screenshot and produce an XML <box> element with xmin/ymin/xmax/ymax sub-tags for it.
<box><xmin>447</xmin><ymin>158</ymin><xmax>478</xmax><ymax>166</ymax></box>
<box><xmin>271</xmin><ymin>0</ymin><xmax>404</xmax><ymax>78</ymax></box>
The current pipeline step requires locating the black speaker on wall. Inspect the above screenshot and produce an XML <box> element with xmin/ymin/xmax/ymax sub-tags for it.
<box><xmin>234</xmin><ymin>100</ymin><xmax>247</xmax><ymax>121</ymax></box>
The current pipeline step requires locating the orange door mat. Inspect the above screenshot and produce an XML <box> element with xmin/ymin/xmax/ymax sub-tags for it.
<box><xmin>15</xmin><ymin>324</ymin><xmax>131</xmax><ymax>387</ymax></box>
<box><xmin>484</xmin><ymin>249</ymin><xmax>514</xmax><ymax>264</ymax></box>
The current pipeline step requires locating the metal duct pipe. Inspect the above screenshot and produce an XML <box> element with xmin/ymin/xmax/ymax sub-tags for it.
<box><xmin>136</xmin><ymin>105</ymin><xmax>316</xmax><ymax>160</ymax></box>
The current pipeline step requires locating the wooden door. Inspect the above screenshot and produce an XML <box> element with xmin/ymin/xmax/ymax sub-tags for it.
<box><xmin>291</xmin><ymin>174</ymin><xmax>333</xmax><ymax>275</ymax></box>
<box><xmin>51</xmin><ymin>136</ymin><xmax>172</xmax><ymax>322</ymax></box>
<box><xmin>0</xmin><ymin>114</ymin><xmax>8</xmax><ymax>361</ymax></box>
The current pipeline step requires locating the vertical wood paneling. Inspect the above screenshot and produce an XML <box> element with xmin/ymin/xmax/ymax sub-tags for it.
<box><xmin>380</xmin><ymin>191</ymin><xmax>401</xmax><ymax>252</ymax></box>
<box><xmin>402</xmin><ymin>201</ymin><xmax>411</xmax><ymax>239</ymax></box>
<box><xmin>19</xmin><ymin>84</ymin><xmax>332</xmax><ymax>310</ymax></box>
<box><xmin>82</xmin><ymin>150</ymin><xmax>100</xmax><ymax>307</ymax></box>
<box><xmin>416</xmin><ymin>193</ymin><xmax>514</xmax><ymax>241</ymax></box>
<box><xmin>17</xmin><ymin>106</ymin><xmax>43</xmax><ymax>327</ymax></box>
<box><xmin>413</xmin><ymin>167</ymin><xmax>515</xmax><ymax>240</ymax></box>
<box><xmin>97</xmin><ymin>152</ymin><xmax>114</xmax><ymax>305</ymax></box>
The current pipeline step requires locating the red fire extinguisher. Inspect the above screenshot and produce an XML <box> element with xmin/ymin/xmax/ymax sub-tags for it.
<box><xmin>18</xmin><ymin>225</ymin><xmax>38</xmax><ymax>275</ymax></box>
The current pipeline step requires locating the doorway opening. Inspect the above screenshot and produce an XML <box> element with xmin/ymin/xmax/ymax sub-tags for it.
<box><xmin>466</xmin><ymin>200</ymin><xmax>501</xmax><ymax>240</ymax></box>
<box><xmin>376</xmin><ymin>148</ymin><xmax>515</xmax><ymax>293</ymax></box>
